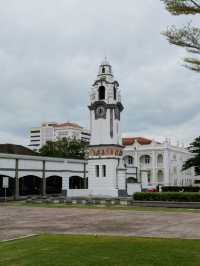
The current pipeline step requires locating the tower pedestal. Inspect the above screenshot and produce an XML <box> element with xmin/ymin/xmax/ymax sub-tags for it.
<box><xmin>88</xmin><ymin>145</ymin><xmax>124</xmax><ymax>197</ymax></box>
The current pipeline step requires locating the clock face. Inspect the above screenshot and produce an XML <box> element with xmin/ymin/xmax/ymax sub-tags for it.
<box><xmin>95</xmin><ymin>106</ymin><xmax>106</xmax><ymax>119</ymax></box>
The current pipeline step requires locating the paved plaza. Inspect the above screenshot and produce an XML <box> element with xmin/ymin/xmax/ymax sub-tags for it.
<box><xmin>1</xmin><ymin>205</ymin><xmax>200</xmax><ymax>241</ymax></box>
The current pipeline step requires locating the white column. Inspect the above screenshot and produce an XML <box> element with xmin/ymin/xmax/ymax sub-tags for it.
<box><xmin>135</xmin><ymin>151</ymin><xmax>140</xmax><ymax>182</ymax></box>
<box><xmin>152</xmin><ymin>151</ymin><xmax>156</xmax><ymax>185</ymax></box>
<box><xmin>164</xmin><ymin>149</ymin><xmax>170</xmax><ymax>185</ymax></box>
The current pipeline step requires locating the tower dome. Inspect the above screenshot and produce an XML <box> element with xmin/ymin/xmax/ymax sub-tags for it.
<box><xmin>98</xmin><ymin>57</ymin><xmax>113</xmax><ymax>78</ymax></box>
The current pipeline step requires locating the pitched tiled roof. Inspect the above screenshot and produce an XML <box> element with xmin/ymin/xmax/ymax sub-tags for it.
<box><xmin>122</xmin><ymin>137</ymin><xmax>152</xmax><ymax>146</ymax></box>
<box><xmin>0</xmin><ymin>144</ymin><xmax>38</xmax><ymax>156</ymax></box>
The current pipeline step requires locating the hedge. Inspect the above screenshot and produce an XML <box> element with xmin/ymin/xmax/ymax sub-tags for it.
<box><xmin>162</xmin><ymin>186</ymin><xmax>200</xmax><ymax>192</ymax></box>
<box><xmin>133</xmin><ymin>192</ymin><xmax>200</xmax><ymax>202</ymax></box>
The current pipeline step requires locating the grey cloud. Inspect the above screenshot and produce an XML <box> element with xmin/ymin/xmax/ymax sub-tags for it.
<box><xmin>0</xmin><ymin>0</ymin><xmax>199</xmax><ymax>145</ymax></box>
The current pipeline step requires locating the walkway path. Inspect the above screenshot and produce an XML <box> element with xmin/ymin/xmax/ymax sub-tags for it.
<box><xmin>1</xmin><ymin>206</ymin><xmax>200</xmax><ymax>240</ymax></box>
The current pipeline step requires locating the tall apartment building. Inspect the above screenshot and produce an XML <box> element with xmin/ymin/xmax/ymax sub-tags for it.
<box><xmin>29</xmin><ymin>122</ymin><xmax>90</xmax><ymax>151</ymax></box>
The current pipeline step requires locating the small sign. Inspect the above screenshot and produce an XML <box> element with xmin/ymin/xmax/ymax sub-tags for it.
<box><xmin>2</xmin><ymin>177</ymin><xmax>9</xmax><ymax>188</ymax></box>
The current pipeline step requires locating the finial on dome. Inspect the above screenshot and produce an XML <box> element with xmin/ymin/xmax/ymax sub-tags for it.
<box><xmin>97</xmin><ymin>57</ymin><xmax>113</xmax><ymax>78</ymax></box>
<box><xmin>101</xmin><ymin>56</ymin><xmax>110</xmax><ymax>66</ymax></box>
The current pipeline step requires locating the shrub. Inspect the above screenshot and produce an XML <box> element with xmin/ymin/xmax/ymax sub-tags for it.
<box><xmin>162</xmin><ymin>186</ymin><xmax>200</xmax><ymax>192</ymax></box>
<box><xmin>133</xmin><ymin>192</ymin><xmax>200</xmax><ymax>202</ymax></box>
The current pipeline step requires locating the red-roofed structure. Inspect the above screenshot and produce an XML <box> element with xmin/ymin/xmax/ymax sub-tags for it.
<box><xmin>54</xmin><ymin>122</ymin><xmax>82</xmax><ymax>129</ymax></box>
<box><xmin>122</xmin><ymin>137</ymin><xmax>152</xmax><ymax>146</ymax></box>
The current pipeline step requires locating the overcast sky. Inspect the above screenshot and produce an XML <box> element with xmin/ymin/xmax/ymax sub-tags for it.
<box><xmin>0</xmin><ymin>0</ymin><xmax>199</xmax><ymax>146</ymax></box>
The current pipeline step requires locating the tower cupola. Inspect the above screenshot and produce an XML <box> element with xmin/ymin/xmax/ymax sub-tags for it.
<box><xmin>98</xmin><ymin>58</ymin><xmax>113</xmax><ymax>80</ymax></box>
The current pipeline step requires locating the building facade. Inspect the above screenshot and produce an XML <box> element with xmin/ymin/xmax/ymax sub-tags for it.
<box><xmin>122</xmin><ymin>137</ymin><xmax>194</xmax><ymax>188</ymax></box>
<box><xmin>0</xmin><ymin>152</ymin><xmax>87</xmax><ymax>198</ymax></box>
<box><xmin>29</xmin><ymin>122</ymin><xmax>90</xmax><ymax>151</ymax></box>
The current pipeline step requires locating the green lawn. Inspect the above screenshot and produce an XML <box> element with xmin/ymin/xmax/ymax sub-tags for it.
<box><xmin>3</xmin><ymin>201</ymin><xmax>200</xmax><ymax>213</ymax></box>
<box><xmin>0</xmin><ymin>235</ymin><xmax>200</xmax><ymax>266</ymax></box>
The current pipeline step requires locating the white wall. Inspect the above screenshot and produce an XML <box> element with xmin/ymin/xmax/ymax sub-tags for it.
<box><xmin>19</xmin><ymin>160</ymin><xmax>42</xmax><ymax>170</ymax></box>
<box><xmin>127</xmin><ymin>184</ymin><xmax>141</xmax><ymax>196</ymax></box>
<box><xmin>0</xmin><ymin>158</ymin><xmax>15</xmax><ymax>169</ymax></box>
<box><xmin>67</xmin><ymin>189</ymin><xmax>90</xmax><ymax>198</ymax></box>
<box><xmin>90</xmin><ymin>111</ymin><xmax>120</xmax><ymax>145</ymax></box>
<box><xmin>88</xmin><ymin>158</ymin><xmax>119</xmax><ymax>197</ymax></box>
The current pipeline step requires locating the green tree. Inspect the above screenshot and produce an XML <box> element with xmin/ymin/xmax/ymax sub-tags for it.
<box><xmin>39</xmin><ymin>137</ymin><xmax>87</xmax><ymax>159</ymax></box>
<box><xmin>182</xmin><ymin>136</ymin><xmax>200</xmax><ymax>175</ymax></box>
<box><xmin>162</xmin><ymin>0</ymin><xmax>200</xmax><ymax>72</ymax></box>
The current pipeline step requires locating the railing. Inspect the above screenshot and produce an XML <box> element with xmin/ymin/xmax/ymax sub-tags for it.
<box><xmin>157</xmin><ymin>163</ymin><xmax>164</xmax><ymax>168</ymax></box>
<box><xmin>140</xmin><ymin>163</ymin><xmax>152</xmax><ymax>169</ymax></box>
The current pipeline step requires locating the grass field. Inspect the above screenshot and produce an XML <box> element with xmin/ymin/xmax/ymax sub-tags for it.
<box><xmin>3</xmin><ymin>201</ymin><xmax>200</xmax><ymax>213</ymax></box>
<box><xmin>0</xmin><ymin>235</ymin><xmax>200</xmax><ymax>266</ymax></box>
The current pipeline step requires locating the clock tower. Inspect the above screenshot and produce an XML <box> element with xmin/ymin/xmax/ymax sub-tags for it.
<box><xmin>88</xmin><ymin>59</ymin><xmax>126</xmax><ymax>197</ymax></box>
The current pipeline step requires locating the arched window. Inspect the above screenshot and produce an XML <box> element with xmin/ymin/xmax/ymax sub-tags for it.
<box><xmin>123</xmin><ymin>155</ymin><xmax>134</xmax><ymax>166</ymax></box>
<box><xmin>140</xmin><ymin>155</ymin><xmax>151</xmax><ymax>164</ymax></box>
<box><xmin>113</xmin><ymin>87</ymin><xmax>117</xmax><ymax>100</ymax></box>
<box><xmin>157</xmin><ymin>154</ymin><xmax>163</xmax><ymax>164</ymax></box>
<box><xmin>102</xmin><ymin>67</ymin><xmax>105</xmax><ymax>73</ymax></box>
<box><xmin>128</xmin><ymin>156</ymin><xmax>133</xmax><ymax>165</ymax></box>
<box><xmin>98</xmin><ymin>86</ymin><xmax>105</xmax><ymax>100</ymax></box>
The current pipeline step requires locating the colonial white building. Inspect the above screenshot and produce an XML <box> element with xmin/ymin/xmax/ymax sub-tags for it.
<box><xmin>122</xmin><ymin>137</ymin><xmax>194</xmax><ymax>188</ymax></box>
<box><xmin>29</xmin><ymin>122</ymin><xmax>90</xmax><ymax>151</ymax></box>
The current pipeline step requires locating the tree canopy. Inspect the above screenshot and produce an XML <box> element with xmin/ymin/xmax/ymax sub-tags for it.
<box><xmin>39</xmin><ymin>138</ymin><xmax>87</xmax><ymax>159</ymax></box>
<box><xmin>162</xmin><ymin>0</ymin><xmax>200</xmax><ymax>72</ymax></box>
<box><xmin>182</xmin><ymin>136</ymin><xmax>200</xmax><ymax>175</ymax></box>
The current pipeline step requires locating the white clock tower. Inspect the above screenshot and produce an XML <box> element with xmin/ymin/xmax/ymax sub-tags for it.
<box><xmin>88</xmin><ymin>59</ymin><xmax>126</xmax><ymax>197</ymax></box>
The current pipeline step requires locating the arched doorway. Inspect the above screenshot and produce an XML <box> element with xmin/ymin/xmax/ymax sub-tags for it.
<box><xmin>127</xmin><ymin>177</ymin><xmax>138</xmax><ymax>183</ymax></box>
<box><xmin>69</xmin><ymin>176</ymin><xmax>86</xmax><ymax>189</ymax></box>
<box><xmin>0</xmin><ymin>175</ymin><xmax>15</xmax><ymax>197</ymax></box>
<box><xmin>46</xmin><ymin>176</ymin><xmax>62</xmax><ymax>194</ymax></box>
<box><xmin>19</xmin><ymin>175</ymin><xmax>42</xmax><ymax>196</ymax></box>
<box><xmin>157</xmin><ymin>170</ymin><xmax>164</xmax><ymax>184</ymax></box>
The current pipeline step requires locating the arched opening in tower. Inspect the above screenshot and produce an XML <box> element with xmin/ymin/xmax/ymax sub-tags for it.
<box><xmin>98</xmin><ymin>86</ymin><xmax>105</xmax><ymax>100</ymax></box>
<box><xmin>113</xmin><ymin>86</ymin><xmax>117</xmax><ymax>100</ymax></box>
